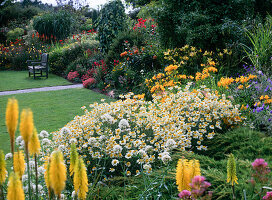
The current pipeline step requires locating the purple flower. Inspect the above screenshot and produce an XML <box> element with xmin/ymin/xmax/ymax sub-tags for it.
<box><xmin>264</xmin><ymin>86</ymin><xmax>269</xmax><ymax>92</ymax></box>
<box><xmin>268</xmin><ymin>118</ymin><xmax>271</xmax><ymax>122</ymax></box>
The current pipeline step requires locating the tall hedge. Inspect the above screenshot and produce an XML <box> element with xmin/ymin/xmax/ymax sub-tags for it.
<box><xmin>96</xmin><ymin>0</ymin><xmax>127</xmax><ymax>52</ymax></box>
<box><xmin>33</xmin><ymin>10</ymin><xmax>73</xmax><ymax>40</ymax></box>
<box><xmin>155</xmin><ymin>0</ymin><xmax>272</xmax><ymax>50</ymax></box>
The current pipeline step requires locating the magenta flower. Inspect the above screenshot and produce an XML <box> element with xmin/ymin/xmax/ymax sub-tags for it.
<box><xmin>190</xmin><ymin>176</ymin><xmax>212</xmax><ymax>199</ymax></box>
<box><xmin>251</xmin><ymin>158</ymin><xmax>270</xmax><ymax>183</ymax></box>
<box><xmin>178</xmin><ymin>190</ymin><xmax>191</xmax><ymax>199</ymax></box>
<box><xmin>252</xmin><ymin>159</ymin><xmax>268</xmax><ymax>169</ymax></box>
<box><xmin>263</xmin><ymin>191</ymin><xmax>272</xmax><ymax>200</ymax></box>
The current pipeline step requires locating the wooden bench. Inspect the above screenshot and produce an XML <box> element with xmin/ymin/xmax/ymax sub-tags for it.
<box><xmin>27</xmin><ymin>53</ymin><xmax>49</xmax><ymax>79</ymax></box>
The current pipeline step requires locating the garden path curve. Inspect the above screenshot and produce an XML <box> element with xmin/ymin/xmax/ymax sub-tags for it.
<box><xmin>0</xmin><ymin>84</ymin><xmax>83</xmax><ymax>96</ymax></box>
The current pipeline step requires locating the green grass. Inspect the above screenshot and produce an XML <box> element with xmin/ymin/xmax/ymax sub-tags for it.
<box><xmin>0</xmin><ymin>88</ymin><xmax>114</xmax><ymax>154</ymax></box>
<box><xmin>0</xmin><ymin>71</ymin><xmax>72</xmax><ymax>91</ymax></box>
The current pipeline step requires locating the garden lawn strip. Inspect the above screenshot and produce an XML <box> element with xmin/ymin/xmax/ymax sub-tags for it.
<box><xmin>0</xmin><ymin>88</ymin><xmax>115</xmax><ymax>154</ymax></box>
<box><xmin>0</xmin><ymin>71</ymin><xmax>72</xmax><ymax>91</ymax></box>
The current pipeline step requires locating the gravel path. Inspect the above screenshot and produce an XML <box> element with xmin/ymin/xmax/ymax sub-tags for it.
<box><xmin>0</xmin><ymin>84</ymin><xmax>83</xmax><ymax>96</ymax></box>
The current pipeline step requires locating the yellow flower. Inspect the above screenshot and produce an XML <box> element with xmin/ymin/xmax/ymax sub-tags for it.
<box><xmin>7</xmin><ymin>172</ymin><xmax>25</xmax><ymax>200</ymax></box>
<box><xmin>49</xmin><ymin>150</ymin><xmax>67</xmax><ymax>197</ymax></box>
<box><xmin>227</xmin><ymin>153</ymin><xmax>238</xmax><ymax>186</ymax></box>
<box><xmin>73</xmin><ymin>158</ymin><xmax>88</xmax><ymax>200</ymax></box>
<box><xmin>6</xmin><ymin>98</ymin><xmax>19</xmax><ymax>143</ymax></box>
<box><xmin>165</xmin><ymin>64</ymin><xmax>178</xmax><ymax>73</ymax></box>
<box><xmin>13</xmin><ymin>151</ymin><xmax>25</xmax><ymax>179</ymax></box>
<box><xmin>0</xmin><ymin>150</ymin><xmax>7</xmax><ymax>184</ymax></box>
<box><xmin>176</xmin><ymin>158</ymin><xmax>201</xmax><ymax>192</ymax></box>
<box><xmin>44</xmin><ymin>157</ymin><xmax>52</xmax><ymax>196</ymax></box>
<box><xmin>29</xmin><ymin>127</ymin><xmax>41</xmax><ymax>156</ymax></box>
<box><xmin>70</xmin><ymin>143</ymin><xmax>78</xmax><ymax>176</ymax></box>
<box><xmin>20</xmin><ymin>109</ymin><xmax>34</xmax><ymax>145</ymax></box>
<box><xmin>237</xmin><ymin>85</ymin><xmax>243</xmax><ymax>90</ymax></box>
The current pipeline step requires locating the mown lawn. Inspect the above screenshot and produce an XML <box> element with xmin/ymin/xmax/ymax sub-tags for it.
<box><xmin>0</xmin><ymin>88</ymin><xmax>114</xmax><ymax>154</ymax></box>
<box><xmin>0</xmin><ymin>71</ymin><xmax>72</xmax><ymax>91</ymax></box>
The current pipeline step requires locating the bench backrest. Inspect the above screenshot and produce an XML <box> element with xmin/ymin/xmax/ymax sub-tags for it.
<box><xmin>41</xmin><ymin>53</ymin><xmax>49</xmax><ymax>66</ymax></box>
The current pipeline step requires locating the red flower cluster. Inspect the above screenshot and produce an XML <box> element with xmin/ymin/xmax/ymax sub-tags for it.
<box><xmin>67</xmin><ymin>71</ymin><xmax>79</xmax><ymax>81</ymax></box>
<box><xmin>133</xmin><ymin>18</ymin><xmax>147</xmax><ymax>30</ymax></box>
<box><xmin>83</xmin><ymin>77</ymin><xmax>96</xmax><ymax>88</ymax></box>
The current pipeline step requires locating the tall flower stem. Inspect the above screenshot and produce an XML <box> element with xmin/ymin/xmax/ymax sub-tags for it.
<box><xmin>232</xmin><ymin>185</ymin><xmax>236</xmax><ymax>200</ymax></box>
<box><xmin>10</xmin><ymin>137</ymin><xmax>14</xmax><ymax>159</ymax></box>
<box><xmin>25</xmin><ymin>144</ymin><xmax>32</xmax><ymax>200</ymax></box>
<box><xmin>34</xmin><ymin>154</ymin><xmax>38</xmax><ymax>200</ymax></box>
<box><xmin>0</xmin><ymin>184</ymin><xmax>4</xmax><ymax>200</ymax></box>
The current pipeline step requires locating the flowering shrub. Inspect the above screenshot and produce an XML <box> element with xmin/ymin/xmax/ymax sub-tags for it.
<box><xmin>218</xmin><ymin>66</ymin><xmax>272</xmax><ymax>133</ymax></box>
<box><xmin>67</xmin><ymin>71</ymin><xmax>80</xmax><ymax>82</ymax></box>
<box><xmin>83</xmin><ymin>77</ymin><xmax>96</xmax><ymax>88</ymax></box>
<box><xmin>252</xmin><ymin>158</ymin><xmax>270</xmax><ymax>183</ymax></box>
<box><xmin>52</xmin><ymin>83</ymin><xmax>243</xmax><ymax>178</ymax></box>
<box><xmin>263</xmin><ymin>192</ymin><xmax>272</xmax><ymax>200</ymax></box>
<box><xmin>0</xmin><ymin>39</ymin><xmax>48</xmax><ymax>70</ymax></box>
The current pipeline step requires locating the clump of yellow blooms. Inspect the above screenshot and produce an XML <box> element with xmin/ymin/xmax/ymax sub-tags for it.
<box><xmin>29</xmin><ymin>127</ymin><xmax>41</xmax><ymax>156</ymax></box>
<box><xmin>146</xmin><ymin>45</ymin><xmax>224</xmax><ymax>95</ymax></box>
<box><xmin>7</xmin><ymin>172</ymin><xmax>25</xmax><ymax>200</ymax></box>
<box><xmin>70</xmin><ymin>142</ymin><xmax>78</xmax><ymax>176</ymax></box>
<box><xmin>5</xmin><ymin>98</ymin><xmax>19</xmax><ymax>140</ymax></box>
<box><xmin>259</xmin><ymin>95</ymin><xmax>272</xmax><ymax>104</ymax></box>
<box><xmin>165</xmin><ymin>64</ymin><xmax>178</xmax><ymax>73</ymax></box>
<box><xmin>74</xmin><ymin>158</ymin><xmax>88</xmax><ymax>200</ymax></box>
<box><xmin>227</xmin><ymin>154</ymin><xmax>238</xmax><ymax>186</ymax></box>
<box><xmin>20</xmin><ymin>109</ymin><xmax>34</xmax><ymax>145</ymax></box>
<box><xmin>0</xmin><ymin>150</ymin><xmax>7</xmax><ymax>185</ymax></box>
<box><xmin>218</xmin><ymin>74</ymin><xmax>257</xmax><ymax>89</ymax></box>
<box><xmin>44</xmin><ymin>157</ymin><xmax>52</xmax><ymax>196</ymax></box>
<box><xmin>5</xmin><ymin>98</ymin><xmax>19</xmax><ymax>155</ymax></box>
<box><xmin>13</xmin><ymin>151</ymin><xmax>25</xmax><ymax>179</ymax></box>
<box><xmin>49</xmin><ymin>150</ymin><xmax>67</xmax><ymax>198</ymax></box>
<box><xmin>176</xmin><ymin>158</ymin><xmax>201</xmax><ymax>192</ymax></box>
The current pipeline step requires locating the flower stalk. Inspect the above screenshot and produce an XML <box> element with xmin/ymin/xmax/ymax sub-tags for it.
<box><xmin>20</xmin><ymin>108</ymin><xmax>34</xmax><ymax>200</ymax></box>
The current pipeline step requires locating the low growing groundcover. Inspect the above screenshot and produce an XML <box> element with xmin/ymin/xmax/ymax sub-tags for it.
<box><xmin>0</xmin><ymin>71</ymin><xmax>72</xmax><ymax>91</ymax></box>
<box><xmin>0</xmin><ymin>88</ymin><xmax>114</xmax><ymax>154</ymax></box>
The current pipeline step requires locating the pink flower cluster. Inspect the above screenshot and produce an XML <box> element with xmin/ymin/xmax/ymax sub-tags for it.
<box><xmin>263</xmin><ymin>192</ymin><xmax>272</xmax><ymax>200</ymax></box>
<box><xmin>252</xmin><ymin>158</ymin><xmax>270</xmax><ymax>183</ymax></box>
<box><xmin>67</xmin><ymin>71</ymin><xmax>79</xmax><ymax>81</ymax></box>
<box><xmin>190</xmin><ymin>176</ymin><xmax>212</xmax><ymax>199</ymax></box>
<box><xmin>178</xmin><ymin>176</ymin><xmax>212</xmax><ymax>200</ymax></box>
<box><xmin>83</xmin><ymin>77</ymin><xmax>96</xmax><ymax>88</ymax></box>
<box><xmin>178</xmin><ymin>190</ymin><xmax>191</xmax><ymax>199</ymax></box>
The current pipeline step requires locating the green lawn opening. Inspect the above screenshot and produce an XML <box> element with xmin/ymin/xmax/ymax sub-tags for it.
<box><xmin>0</xmin><ymin>88</ymin><xmax>114</xmax><ymax>154</ymax></box>
<box><xmin>0</xmin><ymin>71</ymin><xmax>72</xmax><ymax>91</ymax></box>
